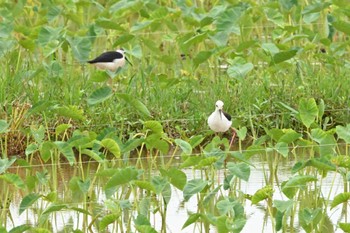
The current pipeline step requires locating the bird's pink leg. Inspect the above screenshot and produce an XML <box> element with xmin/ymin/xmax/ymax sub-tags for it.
<box><xmin>229</xmin><ymin>128</ymin><xmax>236</xmax><ymax>148</ymax></box>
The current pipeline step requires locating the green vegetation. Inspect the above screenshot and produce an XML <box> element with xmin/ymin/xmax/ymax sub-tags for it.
<box><xmin>0</xmin><ymin>0</ymin><xmax>350</xmax><ymax>232</ymax></box>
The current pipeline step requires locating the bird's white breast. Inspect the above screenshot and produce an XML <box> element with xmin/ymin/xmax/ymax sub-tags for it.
<box><xmin>208</xmin><ymin>111</ymin><xmax>232</xmax><ymax>132</ymax></box>
<box><xmin>94</xmin><ymin>59</ymin><xmax>125</xmax><ymax>72</ymax></box>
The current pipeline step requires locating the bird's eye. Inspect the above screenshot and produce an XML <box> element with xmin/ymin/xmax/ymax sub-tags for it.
<box><xmin>215</xmin><ymin>105</ymin><xmax>218</xmax><ymax>107</ymax></box>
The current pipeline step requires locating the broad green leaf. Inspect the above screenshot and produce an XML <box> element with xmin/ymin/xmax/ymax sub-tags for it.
<box><xmin>0</xmin><ymin>120</ymin><xmax>9</xmax><ymax>133</ymax></box>
<box><xmin>133</xmin><ymin>180</ymin><xmax>156</xmax><ymax>193</ymax></box>
<box><xmin>113</xmin><ymin>34</ymin><xmax>135</xmax><ymax>47</ymax></box>
<box><xmin>37</xmin><ymin>26</ymin><xmax>63</xmax><ymax>46</ymax></box>
<box><xmin>105</xmin><ymin>167</ymin><xmax>138</xmax><ymax>197</ymax></box>
<box><xmin>87</xmin><ymin>86</ymin><xmax>113</xmax><ymax>105</ymax></box>
<box><xmin>216</xmin><ymin>198</ymin><xmax>236</xmax><ymax>215</ymax></box>
<box><xmin>135</xmin><ymin>225</ymin><xmax>158</xmax><ymax>233</ymax></box>
<box><xmin>54</xmin><ymin>105</ymin><xmax>85</xmax><ymax>121</ymax></box>
<box><xmin>279</xmin><ymin>129</ymin><xmax>301</xmax><ymax>143</ymax></box>
<box><xmin>130</xmin><ymin>20</ymin><xmax>154</xmax><ymax>32</ymax></box>
<box><xmin>99</xmin><ymin>213</ymin><xmax>120</xmax><ymax>231</ymax></box>
<box><xmin>227</xmin><ymin>62</ymin><xmax>254</xmax><ymax>80</ymax></box>
<box><xmin>143</xmin><ymin>121</ymin><xmax>163</xmax><ymax>134</ymax></box>
<box><xmin>8</xmin><ymin>224</ymin><xmax>31</xmax><ymax>233</ymax></box>
<box><xmin>336</xmin><ymin>124</ymin><xmax>350</xmax><ymax>144</ymax></box>
<box><xmin>182</xmin><ymin>213</ymin><xmax>201</xmax><ymax>230</ymax></box>
<box><xmin>66</xmin><ymin>36</ymin><xmax>91</xmax><ymax>62</ymax></box>
<box><xmin>193</xmin><ymin>50</ymin><xmax>212</xmax><ymax>68</ymax></box>
<box><xmin>116</xmin><ymin>93</ymin><xmax>151</xmax><ymax>118</ymax></box>
<box><xmin>310</xmin><ymin>128</ymin><xmax>336</xmax><ymax>157</ymax></box>
<box><xmin>274</xmin><ymin>200</ymin><xmax>294</xmax><ymax>214</ymax></box>
<box><xmin>151</xmin><ymin>176</ymin><xmax>168</xmax><ymax>194</ymax></box>
<box><xmin>195</xmin><ymin>157</ymin><xmax>218</xmax><ymax>168</ymax></box>
<box><xmin>299</xmin><ymin>98</ymin><xmax>318</xmax><ymax>128</ymax></box>
<box><xmin>19</xmin><ymin>193</ymin><xmax>41</xmax><ymax>215</ymax></box>
<box><xmin>0</xmin><ymin>157</ymin><xmax>16</xmax><ymax>174</ymax></box>
<box><xmin>182</xmin><ymin>33</ymin><xmax>207</xmax><ymax>51</ymax></box>
<box><xmin>0</xmin><ymin>173</ymin><xmax>25</xmax><ymax>189</ymax></box>
<box><xmin>55</xmin><ymin>124</ymin><xmax>72</xmax><ymax>136</ymax></box>
<box><xmin>81</xmin><ymin>149</ymin><xmax>103</xmax><ymax>162</ymax></box>
<box><xmin>183</xmin><ymin>179</ymin><xmax>207</xmax><ymax>201</ymax></box>
<box><xmin>227</xmin><ymin>162</ymin><xmax>250</xmax><ymax>181</ymax></box>
<box><xmin>271</xmin><ymin>49</ymin><xmax>298</xmax><ymax>65</ymax></box>
<box><xmin>180</xmin><ymin>156</ymin><xmax>202</xmax><ymax>169</ymax></box>
<box><xmin>54</xmin><ymin>141</ymin><xmax>75</xmax><ymax>165</ymax></box>
<box><xmin>42</xmin><ymin>204</ymin><xmax>67</xmax><ymax>215</ymax></box>
<box><xmin>275</xmin><ymin>142</ymin><xmax>289</xmax><ymax>158</ymax></box>
<box><xmin>299</xmin><ymin>208</ymin><xmax>322</xmax><ymax>232</ymax></box>
<box><xmin>160</xmin><ymin>167</ymin><xmax>187</xmax><ymax>190</ymax></box>
<box><xmin>331</xmin><ymin>192</ymin><xmax>350</xmax><ymax>209</ymax></box>
<box><xmin>189</xmin><ymin>135</ymin><xmax>205</xmax><ymax>148</ymax></box>
<box><xmin>281</xmin><ymin>175</ymin><xmax>317</xmax><ymax>199</ymax></box>
<box><xmin>175</xmin><ymin>139</ymin><xmax>192</xmax><ymax>155</ymax></box>
<box><xmin>251</xmin><ymin>185</ymin><xmax>274</xmax><ymax>205</ymax></box>
<box><xmin>236</xmin><ymin>127</ymin><xmax>247</xmax><ymax>140</ymax></box>
<box><xmin>96</xmin><ymin>18</ymin><xmax>125</xmax><ymax>31</ymax></box>
<box><xmin>100</xmin><ymin>138</ymin><xmax>120</xmax><ymax>158</ymax></box>
<box><xmin>339</xmin><ymin>223</ymin><xmax>350</xmax><ymax>232</ymax></box>
<box><xmin>332</xmin><ymin>20</ymin><xmax>350</xmax><ymax>35</ymax></box>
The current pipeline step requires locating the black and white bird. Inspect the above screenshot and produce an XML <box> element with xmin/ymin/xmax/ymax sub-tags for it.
<box><xmin>88</xmin><ymin>49</ymin><xmax>131</xmax><ymax>72</ymax></box>
<box><xmin>208</xmin><ymin>100</ymin><xmax>236</xmax><ymax>146</ymax></box>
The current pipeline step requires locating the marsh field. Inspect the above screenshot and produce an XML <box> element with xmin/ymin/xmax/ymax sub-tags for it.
<box><xmin>1</xmin><ymin>0</ymin><xmax>350</xmax><ymax>232</ymax></box>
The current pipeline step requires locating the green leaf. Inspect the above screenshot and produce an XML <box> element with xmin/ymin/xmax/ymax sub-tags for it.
<box><xmin>182</xmin><ymin>33</ymin><xmax>207</xmax><ymax>51</ymax></box>
<box><xmin>271</xmin><ymin>49</ymin><xmax>298</xmax><ymax>65</ymax></box>
<box><xmin>0</xmin><ymin>120</ymin><xmax>9</xmax><ymax>133</ymax></box>
<box><xmin>281</xmin><ymin>175</ymin><xmax>317</xmax><ymax>199</ymax></box>
<box><xmin>279</xmin><ymin>129</ymin><xmax>302</xmax><ymax>143</ymax></box>
<box><xmin>336</xmin><ymin>124</ymin><xmax>350</xmax><ymax>144</ymax></box>
<box><xmin>37</xmin><ymin>26</ymin><xmax>63</xmax><ymax>46</ymax></box>
<box><xmin>251</xmin><ymin>185</ymin><xmax>274</xmax><ymax>204</ymax></box>
<box><xmin>299</xmin><ymin>98</ymin><xmax>318</xmax><ymax>128</ymax></box>
<box><xmin>227</xmin><ymin>62</ymin><xmax>254</xmax><ymax>80</ymax></box>
<box><xmin>183</xmin><ymin>179</ymin><xmax>207</xmax><ymax>201</ymax></box>
<box><xmin>105</xmin><ymin>167</ymin><xmax>139</xmax><ymax>197</ymax></box>
<box><xmin>193</xmin><ymin>50</ymin><xmax>212</xmax><ymax>68</ymax></box>
<box><xmin>130</xmin><ymin>20</ymin><xmax>154</xmax><ymax>32</ymax></box>
<box><xmin>161</xmin><ymin>167</ymin><xmax>187</xmax><ymax>190</ymax></box>
<box><xmin>19</xmin><ymin>193</ymin><xmax>41</xmax><ymax>215</ymax></box>
<box><xmin>275</xmin><ymin>142</ymin><xmax>289</xmax><ymax>158</ymax></box>
<box><xmin>9</xmin><ymin>224</ymin><xmax>31</xmax><ymax>233</ymax></box>
<box><xmin>99</xmin><ymin>213</ymin><xmax>120</xmax><ymax>231</ymax></box>
<box><xmin>54</xmin><ymin>105</ymin><xmax>85</xmax><ymax>121</ymax></box>
<box><xmin>66</xmin><ymin>36</ymin><xmax>91</xmax><ymax>62</ymax></box>
<box><xmin>115</xmin><ymin>93</ymin><xmax>151</xmax><ymax>118</ymax></box>
<box><xmin>143</xmin><ymin>121</ymin><xmax>163</xmax><ymax>134</ymax></box>
<box><xmin>274</xmin><ymin>200</ymin><xmax>294</xmax><ymax>214</ymax></box>
<box><xmin>331</xmin><ymin>192</ymin><xmax>350</xmax><ymax>209</ymax></box>
<box><xmin>54</xmin><ymin>141</ymin><xmax>75</xmax><ymax>165</ymax></box>
<box><xmin>0</xmin><ymin>173</ymin><xmax>25</xmax><ymax>189</ymax></box>
<box><xmin>87</xmin><ymin>86</ymin><xmax>113</xmax><ymax>105</ymax></box>
<box><xmin>182</xmin><ymin>213</ymin><xmax>201</xmax><ymax>230</ymax></box>
<box><xmin>0</xmin><ymin>157</ymin><xmax>16</xmax><ymax>174</ymax></box>
<box><xmin>227</xmin><ymin>162</ymin><xmax>250</xmax><ymax>181</ymax></box>
<box><xmin>339</xmin><ymin>223</ymin><xmax>350</xmax><ymax>232</ymax></box>
<box><xmin>96</xmin><ymin>18</ymin><xmax>125</xmax><ymax>30</ymax></box>
<box><xmin>174</xmin><ymin>139</ymin><xmax>192</xmax><ymax>155</ymax></box>
<box><xmin>133</xmin><ymin>180</ymin><xmax>156</xmax><ymax>193</ymax></box>
<box><xmin>180</xmin><ymin>156</ymin><xmax>202</xmax><ymax>169</ymax></box>
<box><xmin>100</xmin><ymin>138</ymin><xmax>120</xmax><ymax>158</ymax></box>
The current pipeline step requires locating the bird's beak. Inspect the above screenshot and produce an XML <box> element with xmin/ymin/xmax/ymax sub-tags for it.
<box><xmin>219</xmin><ymin>109</ymin><xmax>222</xmax><ymax>120</ymax></box>
<box><xmin>125</xmin><ymin>56</ymin><xmax>133</xmax><ymax>66</ymax></box>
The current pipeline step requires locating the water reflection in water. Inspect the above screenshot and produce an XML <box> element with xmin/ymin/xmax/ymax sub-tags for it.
<box><xmin>3</xmin><ymin>155</ymin><xmax>346</xmax><ymax>233</ymax></box>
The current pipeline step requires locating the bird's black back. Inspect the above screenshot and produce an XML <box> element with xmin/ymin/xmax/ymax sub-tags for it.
<box><xmin>223</xmin><ymin>111</ymin><xmax>232</xmax><ymax>121</ymax></box>
<box><xmin>88</xmin><ymin>51</ymin><xmax>123</xmax><ymax>63</ymax></box>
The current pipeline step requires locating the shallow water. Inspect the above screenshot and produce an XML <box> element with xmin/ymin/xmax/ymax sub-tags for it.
<box><xmin>3</xmin><ymin>155</ymin><xmax>347</xmax><ymax>233</ymax></box>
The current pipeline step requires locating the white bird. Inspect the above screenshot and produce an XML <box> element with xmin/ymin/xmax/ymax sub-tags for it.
<box><xmin>88</xmin><ymin>49</ymin><xmax>131</xmax><ymax>72</ymax></box>
<box><xmin>208</xmin><ymin>100</ymin><xmax>236</xmax><ymax>146</ymax></box>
